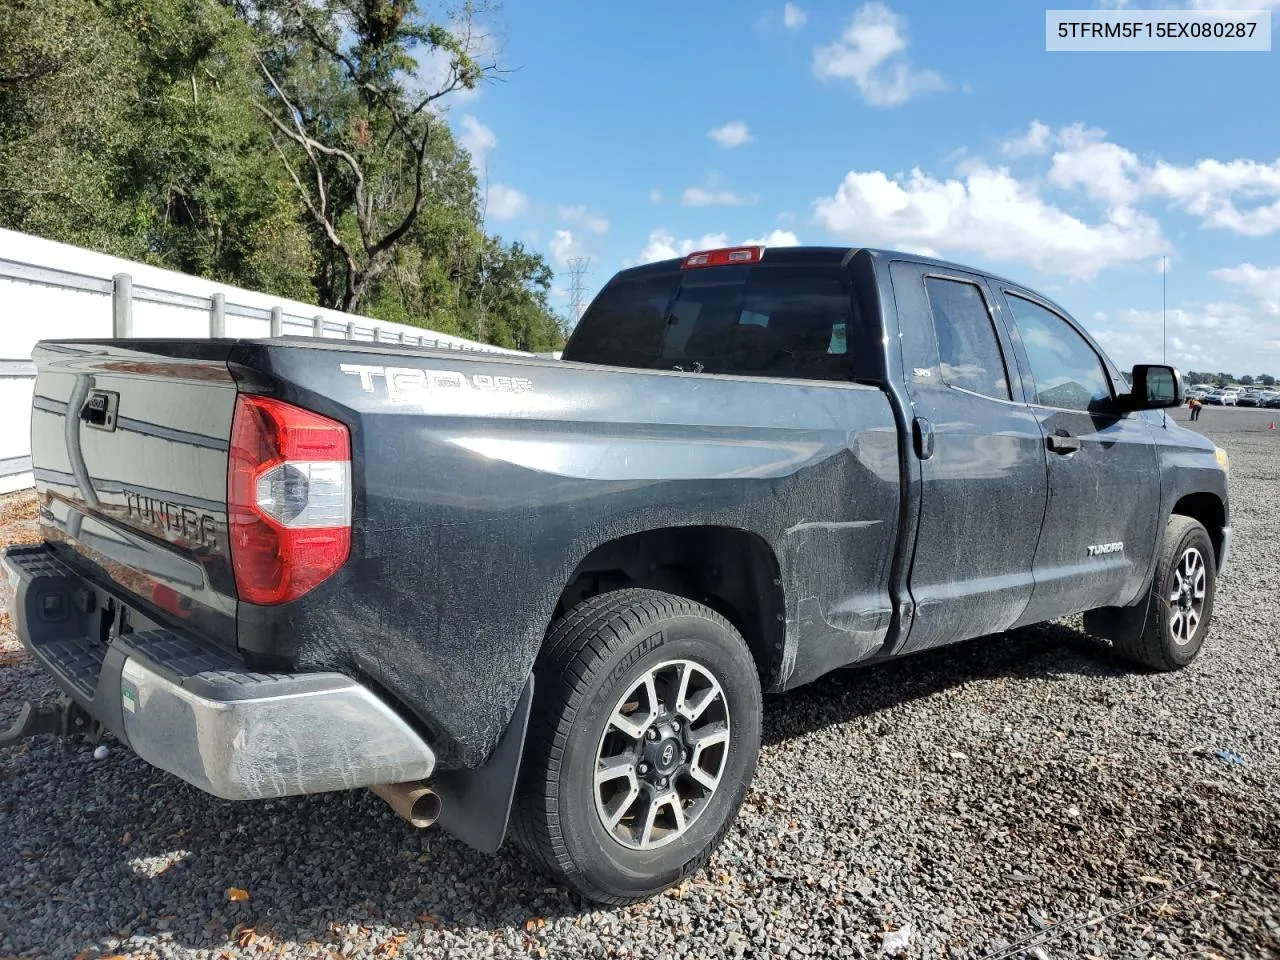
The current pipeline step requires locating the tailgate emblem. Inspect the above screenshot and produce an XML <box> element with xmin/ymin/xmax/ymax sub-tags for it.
<box><xmin>81</xmin><ymin>390</ymin><xmax>120</xmax><ymax>431</ymax></box>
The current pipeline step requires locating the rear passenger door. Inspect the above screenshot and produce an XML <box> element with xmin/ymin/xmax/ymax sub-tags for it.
<box><xmin>888</xmin><ymin>262</ymin><xmax>1048</xmax><ymax>654</ymax></box>
<box><xmin>993</xmin><ymin>286</ymin><xmax>1161</xmax><ymax>623</ymax></box>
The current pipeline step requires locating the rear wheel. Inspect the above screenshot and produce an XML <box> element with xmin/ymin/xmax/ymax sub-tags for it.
<box><xmin>1114</xmin><ymin>515</ymin><xmax>1217</xmax><ymax>671</ymax></box>
<box><xmin>510</xmin><ymin>588</ymin><xmax>762</xmax><ymax>905</ymax></box>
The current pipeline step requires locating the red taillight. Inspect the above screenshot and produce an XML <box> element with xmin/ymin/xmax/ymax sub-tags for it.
<box><xmin>682</xmin><ymin>245</ymin><xmax>764</xmax><ymax>269</ymax></box>
<box><xmin>228</xmin><ymin>394</ymin><xmax>352</xmax><ymax>605</ymax></box>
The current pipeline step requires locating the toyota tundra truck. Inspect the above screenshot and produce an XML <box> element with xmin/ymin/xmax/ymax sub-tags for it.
<box><xmin>1</xmin><ymin>244</ymin><xmax>1231</xmax><ymax>904</ymax></box>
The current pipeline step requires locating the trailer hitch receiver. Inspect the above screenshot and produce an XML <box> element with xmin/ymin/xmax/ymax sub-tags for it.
<box><xmin>0</xmin><ymin>696</ymin><xmax>99</xmax><ymax>749</ymax></box>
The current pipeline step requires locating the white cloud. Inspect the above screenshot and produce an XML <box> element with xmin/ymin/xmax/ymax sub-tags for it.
<box><xmin>1004</xmin><ymin>122</ymin><xmax>1280</xmax><ymax>241</ymax></box>
<box><xmin>549</xmin><ymin>229</ymin><xmax>587</xmax><ymax>268</ymax></box>
<box><xmin>812</xmin><ymin>2</ymin><xmax>947</xmax><ymax>107</ymax></box>
<box><xmin>557</xmin><ymin>205</ymin><xmax>609</xmax><ymax>235</ymax></box>
<box><xmin>811</xmin><ymin>163</ymin><xmax>1168</xmax><ymax>279</ymax></box>
<box><xmin>649</xmin><ymin>188</ymin><xmax>664</xmax><ymax>204</ymax></box>
<box><xmin>485</xmin><ymin>184</ymin><xmax>528</xmax><ymax>220</ymax></box>
<box><xmin>783</xmin><ymin>3</ymin><xmax>808</xmax><ymax>30</ymax></box>
<box><xmin>632</xmin><ymin>229</ymin><xmax>800</xmax><ymax>265</ymax></box>
<box><xmin>1091</xmin><ymin>300</ymin><xmax>1279</xmax><ymax>372</ymax></box>
<box><xmin>1044</xmin><ymin>124</ymin><xmax>1280</xmax><ymax>236</ymax></box>
<box><xmin>1047</xmin><ymin>123</ymin><xmax>1145</xmax><ymax>207</ymax></box>
<box><xmin>1001</xmin><ymin>120</ymin><xmax>1051</xmax><ymax>159</ymax></box>
<box><xmin>709</xmin><ymin>120</ymin><xmax>753</xmax><ymax>149</ymax></box>
<box><xmin>745</xmin><ymin>229</ymin><xmax>802</xmax><ymax>247</ymax></box>
<box><xmin>1213</xmin><ymin>263</ymin><xmax>1280</xmax><ymax>314</ymax></box>
<box><xmin>457</xmin><ymin>115</ymin><xmax>497</xmax><ymax>171</ymax></box>
<box><xmin>682</xmin><ymin>187</ymin><xmax>750</xmax><ymax>207</ymax></box>
<box><xmin>1146</xmin><ymin>158</ymin><xmax>1280</xmax><ymax>236</ymax></box>
<box><xmin>635</xmin><ymin>230</ymin><xmax>729</xmax><ymax>264</ymax></box>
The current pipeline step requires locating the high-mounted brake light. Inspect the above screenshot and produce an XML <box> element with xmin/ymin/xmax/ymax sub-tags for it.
<box><xmin>228</xmin><ymin>395</ymin><xmax>352</xmax><ymax>606</ymax></box>
<box><xmin>682</xmin><ymin>245</ymin><xmax>764</xmax><ymax>270</ymax></box>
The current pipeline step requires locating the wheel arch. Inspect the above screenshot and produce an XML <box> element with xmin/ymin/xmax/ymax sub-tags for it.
<box><xmin>1171</xmin><ymin>492</ymin><xmax>1226</xmax><ymax>569</ymax></box>
<box><xmin>550</xmin><ymin>525</ymin><xmax>788</xmax><ymax>690</ymax></box>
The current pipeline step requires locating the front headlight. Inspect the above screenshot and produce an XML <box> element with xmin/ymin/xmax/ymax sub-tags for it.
<box><xmin>1215</xmin><ymin>446</ymin><xmax>1229</xmax><ymax>474</ymax></box>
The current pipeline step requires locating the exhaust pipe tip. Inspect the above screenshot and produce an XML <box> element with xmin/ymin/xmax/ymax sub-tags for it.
<box><xmin>371</xmin><ymin>780</ymin><xmax>441</xmax><ymax>828</ymax></box>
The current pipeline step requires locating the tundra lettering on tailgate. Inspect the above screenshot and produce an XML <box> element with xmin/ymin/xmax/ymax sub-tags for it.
<box><xmin>124</xmin><ymin>490</ymin><xmax>219</xmax><ymax>549</ymax></box>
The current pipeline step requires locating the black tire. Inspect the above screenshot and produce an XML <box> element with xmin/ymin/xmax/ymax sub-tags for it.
<box><xmin>509</xmin><ymin>588</ymin><xmax>762</xmax><ymax>905</ymax></box>
<box><xmin>1114</xmin><ymin>515</ymin><xmax>1217</xmax><ymax>671</ymax></box>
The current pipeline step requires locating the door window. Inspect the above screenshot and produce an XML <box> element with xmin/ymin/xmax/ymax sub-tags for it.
<box><xmin>1005</xmin><ymin>293</ymin><xmax>1112</xmax><ymax>412</ymax></box>
<box><xmin>923</xmin><ymin>277</ymin><xmax>1011</xmax><ymax>400</ymax></box>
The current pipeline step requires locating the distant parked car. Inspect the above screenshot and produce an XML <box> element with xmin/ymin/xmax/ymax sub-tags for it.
<box><xmin>1263</xmin><ymin>393</ymin><xmax>1280</xmax><ymax>409</ymax></box>
<box><xmin>1237</xmin><ymin>391</ymin><xmax>1263</xmax><ymax>407</ymax></box>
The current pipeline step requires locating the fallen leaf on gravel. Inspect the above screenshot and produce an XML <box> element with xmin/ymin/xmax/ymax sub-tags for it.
<box><xmin>523</xmin><ymin>917</ymin><xmax>546</xmax><ymax>932</ymax></box>
<box><xmin>416</xmin><ymin>913</ymin><xmax>440</xmax><ymax>926</ymax></box>
<box><xmin>1138</xmin><ymin>875</ymin><xmax>1171</xmax><ymax>886</ymax></box>
<box><xmin>121</xmin><ymin>831</ymin><xmax>132</xmax><ymax>844</ymax></box>
<box><xmin>226</xmin><ymin>886</ymin><xmax>251</xmax><ymax>902</ymax></box>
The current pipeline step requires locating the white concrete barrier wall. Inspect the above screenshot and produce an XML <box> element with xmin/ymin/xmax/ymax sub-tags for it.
<box><xmin>0</xmin><ymin>227</ymin><xmax>533</xmax><ymax>493</ymax></box>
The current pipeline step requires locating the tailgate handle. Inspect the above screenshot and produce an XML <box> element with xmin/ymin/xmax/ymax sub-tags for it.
<box><xmin>80</xmin><ymin>390</ymin><xmax>119</xmax><ymax>431</ymax></box>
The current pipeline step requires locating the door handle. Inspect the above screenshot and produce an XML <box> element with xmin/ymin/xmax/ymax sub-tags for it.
<box><xmin>913</xmin><ymin>417</ymin><xmax>935</xmax><ymax>460</ymax></box>
<box><xmin>1046</xmin><ymin>432</ymin><xmax>1081</xmax><ymax>454</ymax></box>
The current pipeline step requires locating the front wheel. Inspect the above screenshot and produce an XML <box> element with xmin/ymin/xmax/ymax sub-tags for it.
<box><xmin>1114</xmin><ymin>515</ymin><xmax>1218</xmax><ymax>671</ymax></box>
<box><xmin>509</xmin><ymin>588</ymin><xmax>762</xmax><ymax>905</ymax></box>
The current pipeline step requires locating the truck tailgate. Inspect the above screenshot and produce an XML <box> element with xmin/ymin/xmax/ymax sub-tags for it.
<box><xmin>28</xmin><ymin>341</ymin><xmax>239</xmax><ymax>649</ymax></box>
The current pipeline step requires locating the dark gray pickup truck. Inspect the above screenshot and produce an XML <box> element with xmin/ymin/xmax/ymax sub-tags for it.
<box><xmin>2</xmin><ymin>244</ymin><xmax>1231</xmax><ymax>904</ymax></box>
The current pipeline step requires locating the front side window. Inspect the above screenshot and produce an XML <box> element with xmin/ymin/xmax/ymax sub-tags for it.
<box><xmin>1005</xmin><ymin>293</ymin><xmax>1112</xmax><ymax>412</ymax></box>
<box><xmin>923</xmin><ymin>276</ymin><xmax>1011</xmax><ymax>400</ymax></box>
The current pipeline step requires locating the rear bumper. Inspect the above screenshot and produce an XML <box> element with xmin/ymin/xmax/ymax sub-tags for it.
<box><xmin>2</xmin><ymin>544</ymin><xmax>435</xmax><ymax>800</ymax></box>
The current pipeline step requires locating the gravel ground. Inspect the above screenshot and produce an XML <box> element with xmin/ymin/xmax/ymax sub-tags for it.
<box><xmin>2</xmin><ymin>408</ymin><xmax>1278</xmax><ymax>960</ymax></box>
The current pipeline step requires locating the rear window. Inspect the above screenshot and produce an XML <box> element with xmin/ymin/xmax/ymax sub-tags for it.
<box><xmin>563</xmin><ymin>261</ymin><xmax>856</xmax><ymax>380</ymax></box>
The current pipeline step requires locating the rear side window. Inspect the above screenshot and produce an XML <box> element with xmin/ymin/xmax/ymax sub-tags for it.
<box><xmin>923</xmin><ymin>276</ymin><xmax>1011</xmax><ymax>400</ymax></box>
<box><xmin>1005</xmin><ymin>293</ymin><xmax>1112</xmax><ymax>412</ymax></box>
<box><xmin>565</xmin><ymin>262</ymin><xmax>856</xmax><ymax>380</ymax></box>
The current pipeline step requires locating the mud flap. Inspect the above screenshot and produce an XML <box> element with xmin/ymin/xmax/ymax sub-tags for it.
<box><xmin>1082</xmin><ymin>589</ymin><xmax>1153</xmax><ymax>646</ymax></box>
<box><xmin>431</xmin><ymin>674</ymin><xmax>534</xmax><ymax>854</ymax></box>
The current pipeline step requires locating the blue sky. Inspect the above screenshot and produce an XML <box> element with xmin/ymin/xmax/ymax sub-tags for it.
<box><xmin>434</xmin><ymin>0</ymin><xmax>1280</xmax><ymax>375</ymax></box>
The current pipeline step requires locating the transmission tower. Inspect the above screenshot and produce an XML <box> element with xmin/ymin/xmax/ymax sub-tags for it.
<box><xmin>567</xmin><ymin>256</ymin><xmax>592</xmax><ymax>327</ymax></box>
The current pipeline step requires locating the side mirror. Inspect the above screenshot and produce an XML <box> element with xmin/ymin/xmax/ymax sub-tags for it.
<box><xmin>1121</xmin><ymin>364</ymin><xmax>1183</xmax><ymax>410</ymax></box>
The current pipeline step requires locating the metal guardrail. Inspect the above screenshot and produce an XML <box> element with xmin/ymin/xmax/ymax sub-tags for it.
<box><xmin>0</xmin><ymin>255</ymin><xmax>527</xmax><ymax>481</ymax></box>
<box><xmin>0</xmin><ymin>359</ymin><xmax>37</xmax><ymax>379</ymax></box>
<box><xmin>0</xmin><ymin>256</ymin><xmax>521</xmax><ymax>356</ymax></box>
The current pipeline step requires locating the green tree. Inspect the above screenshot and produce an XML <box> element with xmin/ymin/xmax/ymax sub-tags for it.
<box><xmin>0</xmin><ymin>0</ymin><xmax>566</xmax><ymax>349</ymax></box>
<box><xmin>0</xmin><ymin>0</ymin><xmax>316</xmax><ymax>299</ymax></box>
<box><xmin>247</xmin><ymin>0</ymin><xmax>496</xmax><ymax>312</ymax></box>
<box><xmin>0</xmin><ymin>1</ymin><xmax>146</xmax><ymax>255</ymax></box>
